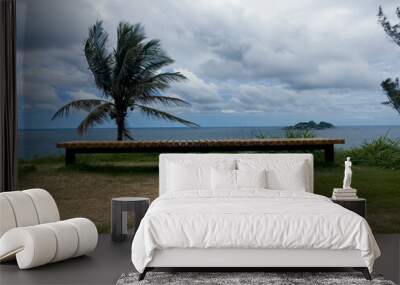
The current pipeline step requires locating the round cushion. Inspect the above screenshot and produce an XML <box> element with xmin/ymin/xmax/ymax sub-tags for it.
<box><xmin>0</xmin><ymin>196</ymin><xmax>16</xmax><ymax>237</ymax></box>
<box><xmin>0</xmin><ymin>191</ymin><xmax>39</xmax><ymax>227</ymax></box>
<box><xmin>23</xmin><ymin>189</ymin><xmax>60</xmax><ymax>224</ymax></box>
<box><xmin>42</xmin><ymin>221</ymin><xmax>79</xmax><ymax>262</ymax></box>
<box><xmin>0</xmin><ymin>226</ymin><xmax>57</xmax><ymax>269</ymax></box>
<box><xmin>0</xmin><ymin>219</ymin><xmax>98</xmax><ymax>269</ymax></box>
<box><xmin>65</xmin><ymin>218</ymin><xmax>98</xmax><ymax>257</ymax></box>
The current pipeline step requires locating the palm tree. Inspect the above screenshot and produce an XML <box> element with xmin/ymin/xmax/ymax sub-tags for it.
<box><xmin>52</xmin><ymin>21</ymin><xmax>198</xmax><ymax>140</ymax></box>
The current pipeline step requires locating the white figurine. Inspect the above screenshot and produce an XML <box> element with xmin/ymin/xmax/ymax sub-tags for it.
<box><xmin>343</xmin><ymin>157</ymin><xmax>352</xmax><ymax>189</ymax></box>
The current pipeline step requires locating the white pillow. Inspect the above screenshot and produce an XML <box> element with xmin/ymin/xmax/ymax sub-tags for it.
<box><xmin>211</xmin><ymin>168</ymin><xmax>236</xmax><ymax>190</ymax></box>
<box><xmin>236</xmin><ymin>169</ymin><xmax>267</xmax><ymax>189</ymax></box>
<box><xmin>211</xmin><ymin>168</ymin><xmax>268</xmax><ymax>191</ymax></box>
<box><xmin>167</xmin><ymin>159</ymin><xmax>236</xmax><ymax>192</ymax></box>
<box><xmin>238</xmin><ymin>159</ymin><xmax>308</xmax><ymax>191</ymax></box>
<box><xmin>268</xmin><ymin>161</ymin><xmax>307</xmax><ymax>191</ymax></box>
<box><xmin>167</xmin><ymin>162</ymin><xmax>211</xmax><ymax>191</ymax></box>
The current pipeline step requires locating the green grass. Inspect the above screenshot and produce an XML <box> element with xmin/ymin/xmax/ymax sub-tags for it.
<box><xmin>17</xmin><ymin>151</ymin><xmax>400</xmax><ymax>233</ymax></box>
<box><xmin>314</xmin><ymin>165</ymin><xmax>400</xmax><ymax>233</ymax></box>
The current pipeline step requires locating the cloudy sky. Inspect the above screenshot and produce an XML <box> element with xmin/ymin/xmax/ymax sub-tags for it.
<box><xmin>17</xmin><ymin>0</ymin><xmax>400</xmax><ymax>129</ymax></box>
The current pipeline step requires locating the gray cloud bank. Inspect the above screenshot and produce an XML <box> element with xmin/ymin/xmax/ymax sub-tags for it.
<box><xmin>17</xmin><ymin>0</ymin><xmax>400</xmax><ymax>128</ymax></box>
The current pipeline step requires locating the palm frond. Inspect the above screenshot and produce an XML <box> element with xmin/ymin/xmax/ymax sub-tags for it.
<box><xmin>115</xmin><ymin>45</ymin><xmax>142</xmax><ymax>83</ymax></box>
<box><xmin>119</xmin><ymin>115</ymin><xmax>134</xmax><ymax>140</ymax></box>
<box><xmin>134</xmin><ymin>104</ymin><xmax>199</xmax><ymax>127</ymax></box>
<box><xmin>115</xmin><ymin>39</ymin><xmax>164</xmax><ymax>83</ymax></box>
<box><xmin>128</xmin><ymin>40</ymin><xmax>175</xmax><ymax>81</ymax></box>
<box><xmin>136</xmin><ymin>59</ymin><xmax>175</xmax><ymax>81</ymax></box>
<box><xmin>52</xmin><ymin>99</ymin><xmax>111</xmax><ymax>120</ymax></box>
<box><xmin>135</xmin><ymin>95</ymin><xmax>190</xmax><ymax>107</ymax></box>
<box><xmin>117</xmin><ymin>22</ymin><xmax>145</xmax><ymax>53</ymax></box>
<box><xmin>137</xmin><ymin>57</ymin><xmax>174</xmax><ymax>79</ymax></box>
<box><xmin>84</xmin><ymin>21</ymin><xmax>113</xmax><ymax>94</ymax></box>
<box><xmin>125</xmin><ymin>72</ymin><xmax>187</xmax><ymax>101</ymax></box>
<box><xmin>113</xmin><ymin>22</ymin><xmax>146</xmax><ymax>81</ymax></box>
<box><xmin>146</xmin><ymin>72</ymin><xmax>187</xmax><ymax>88</ymax></box>
<box><xmin>122</xmin><ymin>119</ymin><xmax>134</xmax><ymax>140</ymax></box>
<box><xmin>77</xmin><ymin>102</ymin><xmax>114</xmax><ymax>135</ymax></box>
<box><xmin>122</xmin><ymin>129</ymin><xmax>133</xmax><ymax>140</ymax></box>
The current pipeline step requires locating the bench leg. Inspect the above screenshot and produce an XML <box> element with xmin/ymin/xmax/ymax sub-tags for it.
<box><xmin>324</xmin><ymin>145</ymin><xmax>334</xmax><ymax>163</ymax></box>
<box><xmin>65</xmin><ymin>149</ymin><xmax>76</xmax><ymax>165</ymax></box>
<box><xmin>354</xmin><ymin>267</ymin><xmax>371</xmax><ymax>280</ymax></box>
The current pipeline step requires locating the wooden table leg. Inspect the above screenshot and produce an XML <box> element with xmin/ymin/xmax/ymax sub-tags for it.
<box><xmin>65</xmin><ymin>149</ymin><xmax>76</xmax><ymax>165</ymax></box>
<box><xmin>324</xmin><ymin>145</ymin><xmax>334</xmax><ymax>163</ymax></box>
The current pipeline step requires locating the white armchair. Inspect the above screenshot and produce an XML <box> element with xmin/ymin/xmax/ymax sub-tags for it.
<box><xmin>0</xmin><ymin>189</ymin><xmax>98</xmax><ymax>269</ymax></box>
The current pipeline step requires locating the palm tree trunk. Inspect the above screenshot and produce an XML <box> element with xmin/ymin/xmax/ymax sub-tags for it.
<box><xmin>116</xmin><ymin>116</ymin><xmax>124</xmax><ymax>141</ymax></box>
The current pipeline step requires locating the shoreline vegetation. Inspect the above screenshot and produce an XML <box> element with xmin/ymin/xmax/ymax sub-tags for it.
<box><xmin>17</xmin><ymin>135</ymin><xmax>400</xmax><ymax>234</ymax></box>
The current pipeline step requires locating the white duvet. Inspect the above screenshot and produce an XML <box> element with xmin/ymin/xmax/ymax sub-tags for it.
<box><xmin>131</xmin><ymin>190</ymin><xmax>380</xmax><ymax>273</ymax></box>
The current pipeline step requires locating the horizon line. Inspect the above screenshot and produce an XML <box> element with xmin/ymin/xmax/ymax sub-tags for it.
<box><xmin>17</xmin><ymin>124</ymin><xmax>400</xmax><ymax>131</ymax></box>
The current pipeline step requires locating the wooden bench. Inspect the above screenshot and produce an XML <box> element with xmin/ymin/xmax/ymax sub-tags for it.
<box><xmin>56</xmin><ymin>138</ymin><xmax>345</xmax><ymax>165</ymax></box>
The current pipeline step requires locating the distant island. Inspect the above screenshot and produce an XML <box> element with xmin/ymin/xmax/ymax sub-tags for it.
<box><xmin>284</xmin><ymin>120</ymin><xmax>334</xmax><ymax>130</ymax></box>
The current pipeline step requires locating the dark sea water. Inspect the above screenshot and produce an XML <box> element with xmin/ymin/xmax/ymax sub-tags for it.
<box><xmin>18</xmin><ymin>126</ymin><xmax>400</xmax><ymax>159</ymax></box>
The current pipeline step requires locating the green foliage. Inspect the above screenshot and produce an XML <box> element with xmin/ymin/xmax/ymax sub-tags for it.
<box><xmin>52</xmin><ymin>21</ymin><xmax>198</xmax><ymax>140</ymax></box>
<box><xmin>344</xmin><ymin>136</ymin><xmax>400</xmax><ymax>169</ymax></box>
<box><xmin>284</xmin><ymin>129</ymin><xmax>316</xmax><ymax>138</ymax></box>
<box><xmin>378</xmin><ymin>6</ymin><xmax>400</xmax><ymax>47</ymax></box>
<box><xmin>254</xmin><ymin>129</ymin><xmax>316</xmax><ymax>139</ymax></box>
<box><xmin>254</xmin><ymin>131</ymin><xmax>270</xmax><ymax>139</ymax></box>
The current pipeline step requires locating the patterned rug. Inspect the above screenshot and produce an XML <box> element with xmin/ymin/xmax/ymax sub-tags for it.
<box><xmin>116</xmin><ymin>271</ymin><xmax>396</xmax><ymax>285</ymax></box>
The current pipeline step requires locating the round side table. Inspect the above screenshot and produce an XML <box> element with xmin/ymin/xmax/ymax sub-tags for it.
<box><xmin>111</xmin><ymin>197</ymin><xmax>150</xmax><ymax>242</ymax></box>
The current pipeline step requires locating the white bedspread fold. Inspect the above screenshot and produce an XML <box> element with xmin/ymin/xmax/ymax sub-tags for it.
<box><xmin>131</xmin><ymin>190</ymin><xmax>380</xmax><ymax>273</ymax></box>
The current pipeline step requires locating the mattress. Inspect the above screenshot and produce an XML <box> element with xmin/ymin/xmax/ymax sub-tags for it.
<box><xmin>131</xmin><ymin>190</ymin><xmax>380</xmax><ymax>273</ymax></box>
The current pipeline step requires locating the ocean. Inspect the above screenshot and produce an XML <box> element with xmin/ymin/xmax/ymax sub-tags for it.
<box><xmin>18</xmin><ymin>126</ymin><xmax>400</xmax><ymax>160</ymax></box>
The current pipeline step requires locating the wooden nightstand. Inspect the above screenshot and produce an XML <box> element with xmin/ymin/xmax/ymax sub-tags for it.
<box><xmin>331</xmin><ymin>198</ymin><xmax>366</xmax><ymax>218</ymax></box>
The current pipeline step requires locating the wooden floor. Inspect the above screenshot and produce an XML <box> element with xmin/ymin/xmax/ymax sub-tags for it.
<box><xmin>0</xmin><ymin>234</ymin><xmax>399</xmax><ymax>285</ymax></box>
<box><xmin>0</xmin><ymin>235</ymin><xmax>133</xmax><ymax>285</ymax></box>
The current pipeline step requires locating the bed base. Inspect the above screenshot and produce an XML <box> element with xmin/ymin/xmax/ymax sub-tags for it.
<box><xmin>138</xmin><ymin>267</ymin><xmax>371</xmax><ymax>281</ymax></box>
<box><xmin>138</xmin><ymin>248</ymin><xmax>372</xmax><ymax>281</ymax></box>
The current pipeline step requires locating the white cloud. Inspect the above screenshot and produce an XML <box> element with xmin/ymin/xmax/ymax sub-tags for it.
<box><xmin>69</xmin><ymin>90</ymin><xmax>101</xmax><ymax>100</ymax></box>
<box><xmin>170</xmin><ymin>69</ymin><xmax>221</xmax><ymax>105</ymax></box>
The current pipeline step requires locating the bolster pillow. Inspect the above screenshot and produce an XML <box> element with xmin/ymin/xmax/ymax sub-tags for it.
<box><xmin>0</xmin><ymin>218</ymin><xmax>98</xmax><ymax>269</ymax></box>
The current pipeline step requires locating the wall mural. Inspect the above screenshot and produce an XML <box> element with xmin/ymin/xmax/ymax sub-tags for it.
<box><xmin>16</xmin><ymin>0</ymin><xmax>400</xmax><ymax>234</ymax></box>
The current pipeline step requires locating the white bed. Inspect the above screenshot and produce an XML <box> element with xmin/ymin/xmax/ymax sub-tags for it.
<box><xmin>131</xmin><ymin>154</ymin><xmax>380</xmax><ymax>280</ymax></box>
